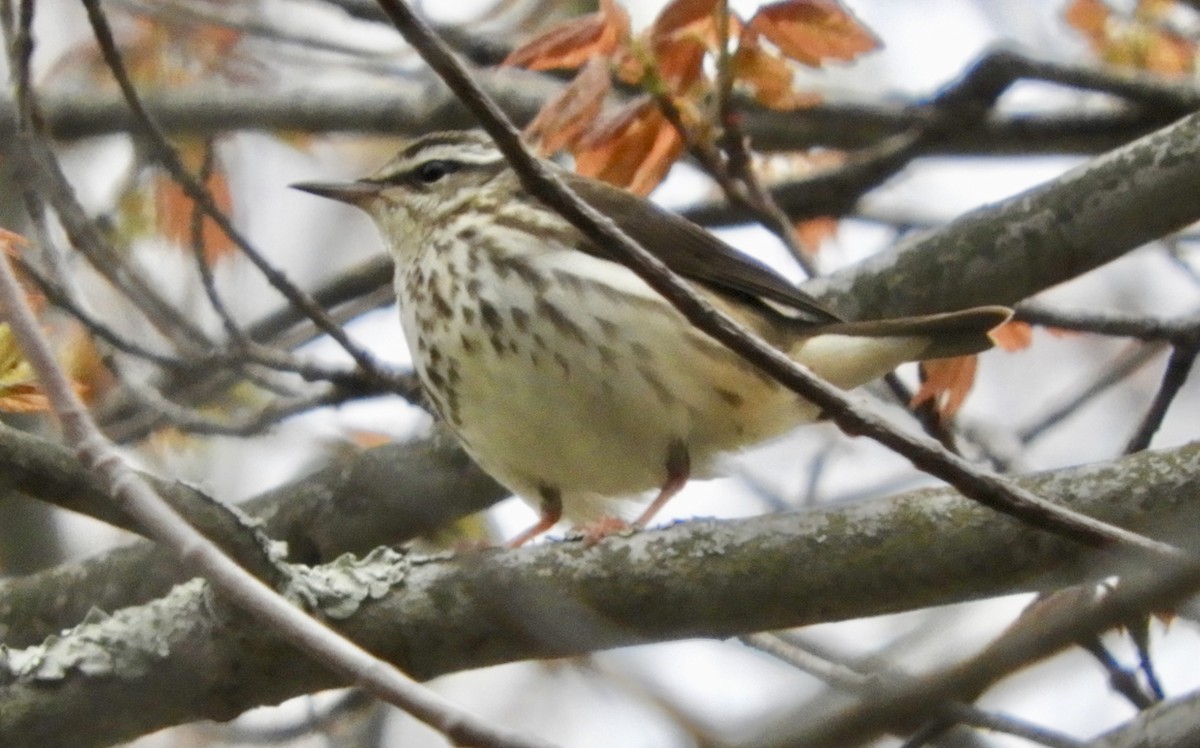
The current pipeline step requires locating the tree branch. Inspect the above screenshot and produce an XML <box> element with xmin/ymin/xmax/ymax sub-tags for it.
<box><xmin>1</xmin><ymin>444</ymin><xmax>1197</xmax><ymax>748</ymax></box>
<box><xmin>0</xmin><ymin>430</ymin><xmax>505</xmax><ymax>648</ymax></box>
<box><xmin>0</xmin><ymin>77</ymin><xmax>1182</xmax><ymax>156</ymax></box>
<box><xmin>802</xmin><ymin>109</ymin><xmax>1200</xmax><ymax>320</ymax></box>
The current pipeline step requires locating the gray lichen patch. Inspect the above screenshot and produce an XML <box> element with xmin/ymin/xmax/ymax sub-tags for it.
<box><xmin>0</xmin><ymin>578</ymin><xmax>212</xmax><ymax>683</ymax></box>
<box><xmin>284</xmin><ymin>546</ymin><xmax>409</xmax><ymax>620</ymax></box>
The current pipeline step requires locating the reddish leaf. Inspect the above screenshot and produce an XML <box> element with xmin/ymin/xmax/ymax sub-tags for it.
<box><xmin>0</xmin><ymin>385</ymin><xmax>50</xmax><ymax>414</ymax></box>
<box><xmin>652</xmin><ymin>0</ymin><xmax>721</xmax><ymax>43</ymax></box>
<box><xmin>1064</xmin><ymin>0</ymin><xmax>1111</xmax><ymax>43</ymax></box>
<box><xmin>0</xmin><ymin>321</ymin><xmax>48</xmax><ymax>414</ymax></box>
<box><xmin>793</xmin><ymin>216</ymin><xmax>838</xmax><ymax>255</ymax></box>
<box><xmin>574</xmin><ymin>99</ymin><xmax>685</xmax><ymax>196</ymax></box>
<box><xmin>748</xmin><ymin>0</ymin><xmax>879</xmax><ymax>67</ymax></box>
<box><xmin>1135</xmin><ymin>0</ymin><xmax>1173</xmax><ymax>18</ymax></box>
<box><xmin>0</xmin><ymin>228</ymin><xmax>26</xmax><ymax>256</ymax></box>
<box><xmin>991</xmin><ymin>320</ymin><xmax>1034</xmax><ymax>351</ymax></box>
<box><xmin>503</xmin><ymin>0</ymin><xmax>630</xmax><ymax>71</ymax></box>
<box><xmin>647</xmin><ymin>0</ymin><xmax>748</xmax><ymax>94</ymax></box>
<box><xmin>155</xmin><ymin>172</ymin><xmax>235</xmax><ymax>264</ymax></box>
<box><xmin>346</xmin><ymin>430</ymin><xmax>393</xmax><ymax>449</ymax></box>
<box><xmin>654</xmin><ymin>36</ymin><xmax>710</xmax><ymax>94</ymax></box>
<box><xmin>61</xmin><ymin>323</ymin><xmax>111</xmax><ymax>406</ymax></box>
<box><xmin>732</xmin><ymin>34</ymin><xmax>822</xmax><ymax>109</ymax></box>
<box><xmin>911</xmin><ymin>355</ymin><xmax>979</xmax><ymax>423</ymax></box>
<box><xmin>1066</xmin><ymin>0</ymin><xmax>1196</xmax><ymax>74</ymax></box>
<box><xmin>1139</xmin><ymin>28</ymin><xmax>1196</xmax><ymax>75</ymax></box>
<box><xmin>0</xmin><ymin>229</ymin><xmax>43</xmax><ymax>311</ymax></box>
<box><xmin>525</xmin><ymin>57</ymin><xmax>612</xmax><ymax>154</ymax></box>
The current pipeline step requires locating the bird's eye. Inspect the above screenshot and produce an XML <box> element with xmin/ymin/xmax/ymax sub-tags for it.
<box><xmin>415</xmin><ymin>160</ymin><xmax>458</xmax><ymax>184</ymax></box>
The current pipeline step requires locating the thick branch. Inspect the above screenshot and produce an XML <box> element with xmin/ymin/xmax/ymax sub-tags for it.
<box><xmin>804</xmin><ymin>109</ymin><xmax>1200</xmax><ymax>320</ymax></box>
<box><xmin>1089</xmin><ymin>690</ymin><xmax>1200</xmax><ymax>748</ymax></box>
<box><xmin>0</xmin><ymin>80</ymin><xmax>1180</xmax><ymax>156</ymax></box>
<box><xmin>0</xmin><ymin>431</ymin><xmax>505</xmax><ymax>648</ymax></box>
<box><xmin>1</xmin><ymin>444</ymin><xmax>1197</xmax><ymax>748</ymax></box>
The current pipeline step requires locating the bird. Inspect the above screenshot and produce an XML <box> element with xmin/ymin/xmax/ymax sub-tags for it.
<box><xmin>295</xmin><ymin>130</ymin><xmax>1010</xmax><ymax>546</ymax></box>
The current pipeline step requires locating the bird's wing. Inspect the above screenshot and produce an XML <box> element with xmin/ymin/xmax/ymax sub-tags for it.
<box><xmin>564</xmin><ymin>173</ymin><xmax>843</xmax><ymax>325</ymax></box>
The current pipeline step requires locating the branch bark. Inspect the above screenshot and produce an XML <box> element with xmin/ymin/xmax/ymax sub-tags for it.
<box><xmin>0</xmin><ymin>75</ymin><xmax>1182</xmax><ymax>156</ymax></box>
<box><xmin>804</xmin><ymin>109</ymin><xmax>1200</xmax><ymax>320</ymax></box>
<box><xmin>0</xmin><ymin>430</ymin><xmax>504</xmax><ymax>648</ymax></box>
<box><xmin>1</xmin><ymin>444</ymin><xmax>1197</xmax><ymax>748</ymax></box>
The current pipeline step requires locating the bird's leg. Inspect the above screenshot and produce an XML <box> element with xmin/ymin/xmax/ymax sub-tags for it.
<box><xmin>507</xmin><ymin>485</ymin><xmax>563</xmax><ymax>548</ymax></box>
<box><xmin>632</xmin><ymin>439</ymin><xmax>691</xmax><ymax>529</ymax></box>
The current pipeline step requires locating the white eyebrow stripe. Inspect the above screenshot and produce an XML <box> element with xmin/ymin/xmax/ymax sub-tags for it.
<box><xmin>413</xmin><ymin>144</ymin><xmax>505</xmax><ymax>165</ymax></box>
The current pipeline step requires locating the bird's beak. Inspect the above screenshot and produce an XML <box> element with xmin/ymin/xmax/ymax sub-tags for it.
<box><xmin>291</xmin><ymin>180</ymin><xmax>383</xmax><ymax>206</ymax></box>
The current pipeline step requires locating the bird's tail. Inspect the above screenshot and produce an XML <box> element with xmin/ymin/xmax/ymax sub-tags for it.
<box><xmin>822</xmin><ymin>306</ymin><xmax>1014</xmax><ymax>360</ymax></box>
<box><xmin>788</xmin><ymin>306</ymin><xmax>1013</xmax><ymax>390</ymax></box>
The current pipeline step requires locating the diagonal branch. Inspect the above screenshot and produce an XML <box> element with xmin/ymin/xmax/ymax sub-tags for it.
<box><xmin>0</xmin><ymin>222</ymin><xmax>545</xmax><ymax>748</ymax></box>
<box><xmin>78</xmin><ymin>0</ymin><xmax>407</xmax><ymax>392</ymax></box>
<box><xmin>371</xmin><ymin>0</ymin><xmax>1184</xmax><ymax>558</ymax></box>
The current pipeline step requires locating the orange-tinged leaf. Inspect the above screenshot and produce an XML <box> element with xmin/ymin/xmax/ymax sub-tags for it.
<box><xmin>1140</xmin><ymin>28</ymin><xmax>1195</xmax><ymax>75</ymax></box>
<box><xmin>1135</xmin><ymin>0</ymin><xmax>1176</xmax><ymax>21</ymax></box>
<box><xmin>990</xmin><ymin>320</ymin><xmax>1034</xmax><ymax>352</ymax></box>
<box><xmin>1064</xmin><ymin>0</ymin><xmax>1111</xmax><ymax>42</ymax></box>
<box><xmin>0</xmin><ymin>229</ymin><xmax>43</xmax><ymax>312</ymax></box>
<box><xmin>61</xmin><ymin>324</ymin><xmax>111</xmax><ymax>406</ymax></box>
<box><xmin>911</xmin><ymin>355</ymin><xmax>978</xmax><ymax>423</ymax></box>
<box><xmin>524</xmin><ymin>57</ymin><xmax>612</xmax><ymax>154</ymax></box>
<box><xmin>748</xmin><ymin>0</ymin><xmax>879</xmax><ymax>67</ymax></box>
<box><xmin>732</xmin><ymin>35</ymin><xmax>822</xmax><ymax>109</ymax></box>
<box><xmin>0</xmin><ymin>228</ymin><xmax>27</xmax><ymax>255</ymax></box>
<box><xmin>654</xmin><ymin>35</ymin><xmax>709</xmax><ymax>94</ymax></box>
<box><xmin>154</xmin><ymin>148</ymin><xmax>236</xmax><ymax>264</ymax></box>
<box><xmin>503</xmin><ymin>0</ymin><xmax>630</xmax><ymax>71</ymax></box>
<box><xmin>794</xmin><ymin>216</ymin><xmax>837</xmax><ymax>255</ymax></box>
<box><xmin>576</xmin><ymin>96</ymin><xmax>648</xmax><ymax>153</ymax></box>
<box><xmin>0</xmin><ymin>323</ymin><xmax>46</xmax><ymax>413</ymax></box>
<box><xmin>0</xmin><ymin>385</ymin><xmax>50</xmax><ymax>413</ymax></box>
<box><xmin>0</xmin><ymin>301</ymin><xmax>93</xmax><ymax>413</ymax></box>
<box><xmin>574</xmin><ymin>99</ymin><xmax>685</xmax><ymax>196</ymax></box>
<box><xmin>120</xmin><ymin>18</ymin><xmax>246</xmax><ymax>87</ymax></box>
<box><xmin>652</xmin><ymin>0</ymin><xmax>721</xmax><ymax>42</ymax></box>
<box><xmin>1066</xmin><ymin>0</ymin><xmax>1197</xmax><ymax>74</ymax></box>
<box><xmin>733</xmin><ymin>36</ymin><xmax>793</xmax><ymax>106</ymax></box>
<box><xmin>345</xmin><ymin>429</ymin><xmax>393</xmax><ymax>449</ymax></box>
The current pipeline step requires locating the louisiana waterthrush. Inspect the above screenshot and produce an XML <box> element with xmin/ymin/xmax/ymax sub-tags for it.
<box><xmin>295</xmin><ymin>130</ymin><xmax>1010</xmax><ymax>545</ymax></box>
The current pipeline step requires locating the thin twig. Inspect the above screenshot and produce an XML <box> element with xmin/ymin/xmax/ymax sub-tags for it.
<box><xmin>0</xmin><ymin>229</ymin><xmax>551</xmax><ymax>747</ymax></box>
<box><xmin>16</xmin><ymin>257</ymin><xmax>191</xmax><ymax>370</ymax></box>
<box><xmin>650</xmin><ymin>81</ymin><xmax>822</xmax><ymax>276</ymax></box>
<box><xmin>1017</xmin><ymin>304</ymin><xmax>1200</xmax><ymax>341</ymax></box>
<box><xmin>1078</xmin><ymin>634</ymin><xmax>1158</xmax><ymax>710</ymax></box>
<box><xmin>1018</xmin><ymin>344</ymin><xmax>1164</xmax><ymax>444</ymax></box>
<box><xmin>188</xmin><ymin>138</ymin><xmax>250</xmax><ymax>347</ymax></box>
<box><xmin>25</xmin><ymin>250</ymin><xmax>400</xmax><ymax>437</ymax></box>
<box><xmin>743</xmin><ymin>633</ymin><xmax>1086</xmax><ymax>748</ymax></box>
<box><xmin>2</xmin><ymin>0</ymin><xmax>213</xmax><ymax>353</ymax></box>
<box><xmin>112</xmin><ymin>372</ymin><xmax>359</xmax><ymax>439</ymax></box>
<box><xmin>79</xmin><ymin>0</ymin><xmax>406</xmax><ymax>390</ymax></box>
<box><xmin>787</xmin><ymin>571</ymin><xmax>1200</xmax><ymax>747</ymax></box>
<box><xmin>1126</xmin><ymin>340</ymin><xmax>1199</xmax><ymax>459</ymax></box>
<box><xmin>1014</xmin><ymin>304</ymin><xmax>1200</xmax><ymax>452</ymax></box>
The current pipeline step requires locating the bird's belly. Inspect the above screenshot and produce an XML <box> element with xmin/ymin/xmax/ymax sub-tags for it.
<box><xmin>398</xmin><ymin>250</ymin><xmax>816</xmax><ymax>508</ymax></box>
